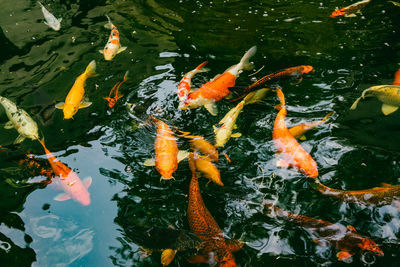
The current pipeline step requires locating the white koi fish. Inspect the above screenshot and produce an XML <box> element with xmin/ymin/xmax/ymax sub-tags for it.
<box><xmin>38</xmin><ymin>2</ymin><xmax>62</xmax><ymax>31</ymax></box>
<box><xmin>99</xmin><ymin>15</ymin><xmax>127</xmax><ymax>61</ymax></box>
<box><xmin>0</xmin><ymin>96</ymin><xmax>40</xmax><ymax>144</ymax></box>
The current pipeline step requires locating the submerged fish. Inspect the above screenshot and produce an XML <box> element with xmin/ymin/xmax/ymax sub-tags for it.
<box><xmin>213</xmin><ymin>101</ymin><xmax>244</xmax><ymax>147</ymax></box>
<box><xmin>350</xmin><ymin>85</ymin><xmax>400</xmax><ymax>115</ymax></box>
<box><xmin>187</xmin><ymin>154</ymin><xmax>243</xmax><ymax>266</ymax></box>
<box><xmin>191</xmin><ymin>153</ymin><xmax>223</xmax><ymax>186</ymax></box>
<box><xmin>0</xmin><ymin>96</ymin><xmax>40</xmax><ymax>144</ymax></box>
<box><xmin>330</xmin><ymin>0</ymin><xmax>371</xmax><ymax>17</ymax></box>
<box><xmin>310</xmin><ymin>179</ymin><xmax>400</xmax><ymax>208</ymax></box>
<box><xmin>177</xmin><ymin>61</ymin><xmax>209</xmax><ymax>105</ymax></box>
<box><xmin>55</xmin><ymin>60</ymin><xmax>97</xmax><ymax>119</ymax></box>
<box><xmin>393</xmin><ymin>69</ymin><xmax>400</xmax><ymax>85</ymax></box>
<box><xmin>288</xmin><ymin>112</ymin><xmax>334</xmax><ymax>140</ymax></box>
<box><xmin>264</xmin><ymin>203</ymin><xmax>384</xmax><ymax>261</ymax></box>
<box><xmin>104</xmin><ymin>70</ymin><xmax>128</xmax><ymax>108</ymax></box>
<box><xmin>230</xmin><ymin>65</ymin><xmax>314</xmax><ymax>97</ymax></box>
<box><xmin>183</xmin><ymin>134</ymin><xmax>218</xmax><ymax>162</ymax></box>
<box><xmin>38</xmin><ymin>139</ymin><xmax>91</xmax><ymax>206</ymax></box>
<box><xmin>180</xmin><ymin>46</ymin><xmax>257</xmax><ymax>115</ymax></box>
<box><xmin>99</xmin><ymin>15</ymin><xmax>127</xmax><ymax>61</ymax></box>
<box><xmin>272</xmin><ymin>88</ymin><xmax>318</xmax><ymax>178</ymax></box>
<box><xmin>38</xmin><ymin>1</ymin><xmax>62</xmax><ymax>31</ymax></box>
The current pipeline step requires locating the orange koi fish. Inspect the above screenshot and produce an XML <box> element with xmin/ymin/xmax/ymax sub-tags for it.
<box><xmin>180</xmin><ymin>46</ymin><xmax>257</xmax><ymax>115</ymax></box>
<box><xmin>288</xmin><ymin>112</ymin><xmax>333</xmax><ymax>139</ymax></box>
<box><xmin>187</xmin><ymin>154</ymin><xmax>242</xmax><ymax>266</ymax></box>
<box><xmin>38</xmin><ymin>139</ymin><xmax>91</xmax><ymax>206</ymax></box>
<box><xmin>177</xmin><ymin>61</ymin><xmax>209</xmax><ymax>105</ymax></box>
<box><xmin>311</xmin><ymin>179</ymin><xmax>400</xmax><ymax>208</ymax></box>
<box><xmin>55</xmin><ymin>60</ymin><xmax>97</xmax><ymax>119</ymax></box>
<box><xmin>393</xmin><ymin>69</ymin><xmax>400</xmax><ymax>86</ymax></box>
<box><xmin>104</xmin><ymin>70</ymin><xmax>128</xmax><ymax>108</ymax></box>
<box><xmin>99</xmin><ymin>15</ymin><xmax>127</xmax><ymax>60</ymax></box>
<box><xmin>273</xmin><ymin>88</ymin><xmax>318</xmax><ymax>178</ymax></box>
<box><xmin>264</xmin><ymin>203</ymin><xmax>384</xmax><ymax>261</ymax></box>
<box><xmin>230</xmin><ymin>65</ymin><xmax>314</xmax><ymax>97</ymax></box>
<box><xmin>330</xmin><ymin>0</ymin><xmax>371</xmax><ymax>17</ymax></box>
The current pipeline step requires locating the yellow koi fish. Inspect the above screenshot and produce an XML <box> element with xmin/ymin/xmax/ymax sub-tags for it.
<box><xmin>55</xmin><ymin>60</ymin><xmax>97</xmax><ymax>119</ymax></box>
<box><xmin>213</xmin><ymin>100</ymin><xmax>244</xmax><ymax>147</ymax></box>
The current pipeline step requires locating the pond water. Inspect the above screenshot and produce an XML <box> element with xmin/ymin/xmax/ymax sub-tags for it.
<box><xmin>0</xmin><ymin>0</ymin><xmax>400</xmax><ymax>266</ymax></box>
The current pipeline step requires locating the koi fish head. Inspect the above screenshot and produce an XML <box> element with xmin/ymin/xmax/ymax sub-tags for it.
<box><xmin>302</xmin><ymin>65</ymin><xmax>315</xmax><ymax>74</ymax></box>
<box><xmin>358</xmin><ymin>238</ymin><xmax>384</xmax><ymax>257</ymax></box>
<box><xmin>62</xmin><ymin>104</ymin><xmax>78</xmax><ymax>119</ymax></box>
<box><xmin>218</xmin><ymin>252</ymin><xmax>237</xmax><ymax>267</ymax></box>
<box><xmin>330</xmin><ymin>8</ymin><xmax>346</xmax><ymax>17</ymax></box>
<box><xmin>103</xmin><ymin>44</ymin><xmax>119</xmax><ymax>61</ymax></box>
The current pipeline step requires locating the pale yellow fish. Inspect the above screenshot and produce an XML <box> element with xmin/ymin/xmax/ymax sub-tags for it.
<box><xmin>243</xmin><ymin>88</ymin><xmax>272</xmax><ymax>105</ymax></box>
<box><xmin>350</xmin><ymin>85</ymin><xmax>400</xmax><ymax>115</ymax></box>
<box><xmin>213</xmin><ymin>100</ymin><xmax>244</xmax><ymax>147</ymax></box>
<box><xmin>390</xmin><ymin>1</ymin><xmax>400</xmax><ymax>7</ymax></box>
<box><xmin>161</xmin><ymin>249</ymin><xmax>177</xmax><ymax>266</ymax></box>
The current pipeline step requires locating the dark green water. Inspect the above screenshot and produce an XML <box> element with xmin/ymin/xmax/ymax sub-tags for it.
<box><xmin>0</xmin><ymin>0</ymin><xmax>400</xmax><ymax>266</ymax></box>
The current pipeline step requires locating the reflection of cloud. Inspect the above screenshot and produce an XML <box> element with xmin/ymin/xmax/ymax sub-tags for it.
<box><xmin>30</xmin><ymin>215</ymin><xmax>94</xmax><ymax>266</ymax></box>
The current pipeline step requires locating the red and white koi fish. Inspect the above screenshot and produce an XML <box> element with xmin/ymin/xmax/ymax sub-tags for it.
<box><xmin>99</xmin><ymin>15</ymin><xmax>127</xmax><ymax>61</ymax></box>
<box><xmin>177</xmin><ymin>61</ymin><xmax>209</xmax><ymax>105</ymax></box>
<box><xmin>330</xmin><ymin>0</ymin><xmax>371</xmax><ymax>17</ymax></box>
<box><xmin>180</xmin><ymin>46</ymin><xmax>257</xmax><ymax>115</ymax></box>
<box><xmin>104</xmin><ymin>70</ymin><xmax>128</xmax><ymax>108</ymax></box>
<box><xmin>38</xmin><ymin>139</ymin><xmax>91</xmax><ymax>206</ymax></box>
<box><xmin>273</xmin><ymin>88</ymin><xmax>319</xmax><ymax>178</ymax></box>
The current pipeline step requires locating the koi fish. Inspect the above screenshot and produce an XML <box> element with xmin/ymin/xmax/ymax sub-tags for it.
<box><xmin>177</xmin><ymin>61</ymin><xmax>209</xmax><ymax>105</ymax></box>
<box><xmin>123</xmin><ymin>224</ymin><xmax>200</xmax><ymax>266</ymax></box>
<box><xmin>310</xmin><ymin>179</ymin><xmax>400</xmax><ymax>208</ymax></box>
<box><xmin>242</xmin><ymin>88</ymin><xmax>272</xmax><ymax>105</ymax></box>
<box><xmin>180</xmin><ymin>134</ymin><xmax>219</xmax><ymax>162</ymax></box>
<box><xmin>288</xmin><ymin>112</ymin><xmax>334</xmax><ymax>140</ymax></box>
<box><xmin>55</xmin><ymin>60</ymin><xmax>97</xmax><ymax>119</ymax></box>
<box><xmin>38</xmin><ymin>139</ymin><xmax>91</xmax><ymax>206</ymax></box>
<box><xmin>104</xmin><ymin>70</ymin><xmax>128</xmax><ymax>108</ymax></box>
<box><xmin>38</xmin><ymin>1</ymin><xmax>62</xmax><ymax>31</ymax></box>
<box><xmin>99</xmin><ymin>15</ymin><xmax>127</xmax><ymax>61</ymax></box>
<box><xmin>350</xmin><ymin>85</ymin><xmax>400</xmax><ymax>115</ymax></box>
<box><xmin>391</xmin><ymin>1</ymin><xmax>400</xmax><ymax>7</ymax></box>
<box><xmin>0</xmin><ymin>96</ymin><xmax>40</xmax><ymax>144</ymax></box>
<box><xmin>393</xmin><ymin>69</ymin><xmax>400</xmax><ymax>85</ymax></box>
<box><xmin>187</xmin><ymin>154</ymin><xmax>243</xmax><ymax>266</ymax></box>
<box><xmin>273</xmin><ymin>88</ymin><xmax>318</xmax><ymax>178</ymax></box>
<box><xmin>144</xmin><ymin>116</ymin><xmax>189</xmax><ymax>180</ymax></box>
<box><xmin>180</xmin><ymin>46</ymin><xmax>257</xmax><ymax>115</ymax></box>
<box><xmin>213</xmin><ymin>101</ymin><xmax>244</xmax><ymax>147</ymax></box>
<box><xmin>330</xmin><ymin>0</ymin><xmax>371</xmax><ymax>17</ymax></box>
<box><xmin>264</xmin><ymin>203</ymin><xmax>384</xmax><ymax>261</ymax></box>
<box><xmin>230</xmin><ymin>65</ymin><xmax>315</xmax><ymax>97</ymax></box>
<box><xmin>191</xmin><ymin>153</ymin><xmax>223</xmax><ymax>186</ymax></box>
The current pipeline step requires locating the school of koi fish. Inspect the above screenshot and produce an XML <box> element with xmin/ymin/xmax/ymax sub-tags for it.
<box><xmin>1</xmin><ymin>1</ymin><xmax>400</xmax><ymax>266</ymax></box>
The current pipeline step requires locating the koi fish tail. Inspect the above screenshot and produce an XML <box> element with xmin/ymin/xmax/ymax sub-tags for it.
<box><xmin>123</xmin><ymin>70</ymin><xmax>129</xmax><ymax>81</ymax></box>
<box><xmin>84</xmin><ymin>60</ymin><xmax>98</xmax><ymax>78</ymax></box>
<box><xmin>393</xmin><ymin>69</ymin><xmax>400</xmax><ymax>85</ymax></box>
<box><xmin>276</xmin><ymin>88</ymin><xmax>285</xmax><ymax>108</ymax></box>
<box><xmin>350</xmin><ymin>88</ymin><xmax>374</xmax><ymax>110</ymax></box>
<box><xmin>322</xmin><ymin>111</ymin><xmax>334</xmax><ymax>122</ymax></box>
<box><xmin>37</xmin><ymin>1</ymin><xmax>44</xmax><ymax>8</ymax></box>
<box><xmin>239</xmin><ymin>46</ymin><xmax>257</xmax><ymax>71</ymax></box>
<box><xmin>195</xmin><ymin>61</ymin><xmax>210</xmax><ymax>73</ymax></box>
<box><xmin>104</xmin><ymin>15</ymin><xmax>114</xmax><ymax>29</ymax></box>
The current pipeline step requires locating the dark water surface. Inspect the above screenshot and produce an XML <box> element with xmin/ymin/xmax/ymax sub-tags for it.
<box><xmin>1</xmin><ymin>0</ymin><xmax>400</xmax><ymax>266</ymax></box>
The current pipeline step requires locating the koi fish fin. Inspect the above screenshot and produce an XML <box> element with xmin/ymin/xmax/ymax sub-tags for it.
<box><xmin>161</xmin><ymin>175</ymin><xmax>174</xmax><ymax>181</ymax></box>
<box><xmin>347</xmin><ymin>225</ymin><xmax>357</xmax><ymax>232</ymax></box>
<box><xmin>240</xmin><ymin>45</ymin><xmax>257</xmax><ymax>71</ymax></box>
<box><xmin>226</xmin><ymin>239</ymin><xmax>245</xmax><ymax>252</ymax></box>
<box><xmin>14</xmin><ymin>135</ymin><xmax>26</xmax><ymax>144</ymax></box>
<box><xmin>84</xmin><ymin>60</ymin><xmax>97</xmax><ymax>78</ymax></box>
<box><xmin>312</xmin><ymin>239</ymin><xmax>324</xmax><ymax>246</ymax></box>
<box><xmin>117</xmin><ymin>46</ymin><xmax>127</xmax><ymax>54</ymax></box>
<box><xmin>177</xmin><ymin>150</ymin><xmax>190</xmax><ymax>163</ymax></box>
<box><xmin>99</xmin><ymin>50</ymin><xmax>104</xmax><ymax>54</ymax></box>
<box><xmin>79</xmin><ymin>101</ymin><xmax>92</xmax><ymax>109</ymax></box>
<box><xmin>381</xmin><ymin>104</ymin><xmax>399</xmax><ymax>115</ymax></box>
<box><xmin>276</xmin><ymin>158</ymin><xmax>290</xmax><ymax>167</ymax></box>
<box><xmin>204</xmin><ymin>102</ymin><xmax>218</xmax><ymax>116</ymax></box>
<box><xmin>58</xmin><ymin>18</ymin><xmax>62</xmax><ymax>23</ymax></box>
<box><xmin>345</xmin><ymin>13</ymin><xmax>357</xmax><ymax>17</ymax></box>
<box><xmin>44</xmin><ymin>21</ymin><xmax>49</xmax><ymax>26</ymax></box>
<box><xmin>139</xmin><ymin>247</ymin><xmax>152</xmax><ymax>258</ymax></box>
<box><xmin>231</xmin><ymin>133</ymin><xmax>242</xmax><ymax>138</ymax></box>
<box><xmin>55</xmin><ymin>102</ymin><xmax>64</xmax><ymax>109</ymax></box>
<box><xmin>187</xmin><ymin>254</ymin><xmax>209</xmax><ymax>264</ymax></box>
<box><xmin>83</xmin><ymin>177</ymin><xmax>92</xmax><ymax>188</ymax></box>
<box><xmin>337</xmin><ymin>251</ymin><xmax>354</xmax><ymax>261</ymax></box>
<box><xmin>143</xmin><ymin>158</ymin><xmax>155</xmax><ymax>166</ymax></box>
<box><xmin>391</xmin><ymin>1</ymin><xmax>400</xmax><ymax>7</ymax></box>
<box><xmin>290</xmin><ymin>76</ymin><xmax>303</xmax><ymax>85</ymax></box>
<box><xmin>233</xmin><ymin>124</ymin><xmax>238</xmax><ymax>130</ymax></box>
<box><xmin>349</xmin><ymin>96</ymin><xmax>362</xmax><ymax>110</ymax></box>
<box><xmin>54</xmin><ymin>192</ymin><xmax>71</xmax><ymax>201</ymax></box>
<box><xmin>4</xmin><ymin>121</ymin><xmax>14</xmax><ymax>129</ymax></box>
<box><xmin>104</xmin><ymin>15</ymin><xmax>113</xmax><ymax>29</ymax></box>
<box><xmin>210</xmin><ymin>74</ymin><xmax>221</xmax><ymax>82</ymax></box>
<box><xmin>160</xmin><ymin>249</ymin><xmax>177</xmax><ymax>266</ymax></box>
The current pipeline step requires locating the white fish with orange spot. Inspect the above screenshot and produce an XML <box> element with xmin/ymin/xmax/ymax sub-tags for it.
<box><xmin>177</xmin><ymin>61</ymin><xmax>209</xmax><ymax>105</ymax></box>
<box><xmin>99</xmin><ymin>15</ymin><xmax>127</xmax><ymax>61</ymax></box>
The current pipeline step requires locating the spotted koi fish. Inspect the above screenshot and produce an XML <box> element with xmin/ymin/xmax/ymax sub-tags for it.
<box><xmin>99</xmin><ymin>15</ymin><xmax>127</xmax><ymax>61</ymax></box>
<box><xmin>180</xmin><ymin>46</ymin><xmax>257</xmax><ymax>115</ymax></box>
<box><xmin>264</xmin><ymin>203</ymin><xmax>384</xmax><ymax>261</ymax></box>
<box><xmin>187</xmin><ymin>154</ymin><xmax>243</xmax><ymax>266</ymax></box>
<box><xmin>273</xmin><ymin>88</ymin><xmax>318</xmax><ymax>178</ymax></box>
<box><xmin>104</xmin><ymin>70</ymin><xmax>128</xmax><ymax>108</ymax></box>
<box><xmin>330</xmin><ymin>0</ymin><xmax>371</xmax><ymax>17</ymax></box>
<box><xmin>177</xmin><ymin>61</ymin><xmax>209</xmax><ymax>105</ymax></box>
